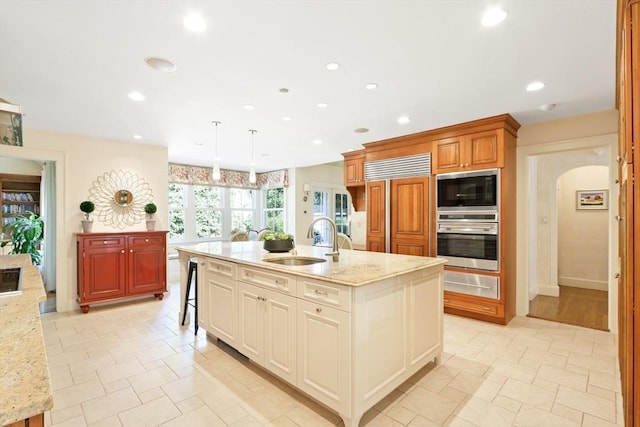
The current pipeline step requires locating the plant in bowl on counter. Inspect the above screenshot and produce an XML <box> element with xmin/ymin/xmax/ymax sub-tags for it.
<box><xmin>263</xmin><ymin>231</ymin><xmax>294</xmax><ymax>253</ymax></box>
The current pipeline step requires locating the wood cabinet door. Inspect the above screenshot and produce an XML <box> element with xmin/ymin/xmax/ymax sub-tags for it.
<box><xmin>435</xmin><ymin>137</ymin><xmax>462</xmax><ymax>172</ymax></box>
<box><xmin>296</xmin><ymin>299</ymin><xmax>350</xmax><ymax>415</ymax></box>
<box><xmin>366</xmin><ymin>180</ymin><xmax>386</xmax><ymax>252</ymax></box>
<box><xmin>263</xmin><ymin>287</ymin><xmax>297</xmax><ymax>384</ymax></box>
<box><xmin>467</xmin><ymin>131</ymin><xmax>501</xmax><ymax>169</ymax></box>
<box><xmin>127</xmin><ymin>235</ymin><xmax>166</xmax><ymax>295</ymax></box>
<box><xmin>344</xmin><ymin>157</ymin><xmax>364</xmax><ymax>186</ymax></box>
<box><xmin>206</xmin><ymin>273</ymin><xmax>238</xmax><ymax>347</ymax></box>
<box><xmin>238</xmin><ymin>282</ymin><xmax>264</xmax><ymax>363</ymax></box>
<box><xmin>390</xmin><ymin>177</ymin><xmax>430</xmax><ymax>256</ymax></box>
<box><xmin>80</xmin><ymin>239</ymin><xmax>127</xmax><ymax>302</ymax></box>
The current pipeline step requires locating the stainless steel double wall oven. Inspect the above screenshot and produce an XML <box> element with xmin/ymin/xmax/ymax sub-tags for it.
<box><xmin>436</xmin><ymin>169</ymin><xmax>500</xmax><ymax>299</ymax></box>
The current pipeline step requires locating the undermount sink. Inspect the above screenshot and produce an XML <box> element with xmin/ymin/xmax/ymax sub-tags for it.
<box><xmin>0</xmin><ymin>267</ymin><xmax>23</xmax><ymax>297</ymax></box>
<box><xmin>263</xmin><ymin>256</ymin><xmax>327</xmax><ymax>266</ymax></box>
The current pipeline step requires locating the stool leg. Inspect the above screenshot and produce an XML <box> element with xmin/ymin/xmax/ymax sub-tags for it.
<box><xmin>181</xmin><ymin>263</ymin><xmax>195</xmax><ymax>326</ymax></box>
<box><xmin>194</xmin><ymin>270</ymin><xmax>198</xmax><ymax>335</ymax></box>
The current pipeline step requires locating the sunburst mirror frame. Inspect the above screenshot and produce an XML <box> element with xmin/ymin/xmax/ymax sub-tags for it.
<box><xmin>88</xmin><ymin>170</ymin><xmax>153</xmax><ymax>229</ymax></box>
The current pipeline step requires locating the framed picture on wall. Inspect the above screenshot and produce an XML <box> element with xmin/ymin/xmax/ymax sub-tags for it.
<box><xmin>576</xmin><ymin>189</ymin><xmax>608</xmax><ymax>210</ymax></box>
<box><xmin>0</xmin><ymin>101</ymin><xmax>23</xmax><ymax>147</ymax></box>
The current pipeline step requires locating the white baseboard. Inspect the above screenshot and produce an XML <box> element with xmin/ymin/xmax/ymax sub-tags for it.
<box><xmin>537</xmin><ymin>285</ymin><xmax>560</xmax><ymax>297</ymax></box>
<box><xmin>558</xmin><ymin>276</ymin><xmax>608</xmax><ymax>291</ymax></box>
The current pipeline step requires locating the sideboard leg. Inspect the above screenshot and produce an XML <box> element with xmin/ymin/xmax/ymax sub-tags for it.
<box><xmin>81</xmin><ymin>305</ymin><xmax>90</xmax><ymax>313</ymax></box>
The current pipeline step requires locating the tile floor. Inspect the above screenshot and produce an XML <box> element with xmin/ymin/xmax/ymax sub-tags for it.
<box><xmin>40</xmin><ymin>283</ymin><xmax>624</xmax><ymax>427</ymax></box>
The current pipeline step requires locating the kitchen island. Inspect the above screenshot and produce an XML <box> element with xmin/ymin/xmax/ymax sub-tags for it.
<box><xmin>176</xmin><ymin>242</ymin><xmax>445</xmax><ymax>427</ymax></box>
<box><xmin>0</xmin><ymin>254</ymin><xmax>53</xmax><ymax>427</ymax></box>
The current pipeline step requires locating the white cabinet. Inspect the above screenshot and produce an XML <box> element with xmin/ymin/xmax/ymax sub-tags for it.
<box><xmin>296</xmin><ymin>298</ymin><xmax>351</xmax><ymax>416</ymax></box>
<box><xmin>238</xmin><ymin>281</ymin><xmax>297</xmax><ymax>385</ymax></box>
<box><xmin>204</xmin><ymin>258</ymin><xmax>238</xmax><ymax>347</ymax></box>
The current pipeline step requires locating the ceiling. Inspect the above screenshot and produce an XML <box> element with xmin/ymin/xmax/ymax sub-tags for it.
<box><xmin>0</xmin><ymin>1</ymin><xmax>616</xmax><ymax>173</ymax></box>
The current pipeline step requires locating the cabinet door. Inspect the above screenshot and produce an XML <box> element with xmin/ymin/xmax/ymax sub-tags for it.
<box><xmin>366</xmin><ymin>180</ymin><xmax>386</xmax><ymax>252</ymax></box>
<box><xmin>344</xmin><ymin>157</ymin><xmax>364</xmax><ymax>186</ymax></box>
<box><xmin>297</xmin><ymin>299</ymin><xmax>350</xmax><ymax>415</ymax></box>
<box><xmin>263</xmin><ymin>287</ymin><xmax>297</xmax><ymax>385</ymax></box>
<box><xmin>238</xmin><ymin>282</ymin><xmax>263</xmax><ymax>362</ymax></box>
<box><xmin>207</xmin><ymin>273</ymin><xmax>238</xmax><ymax>346</ymax></box>
<box><xmin>435</xmin><ymin>137</ymin><xmax>462</xmax><ymax>172</ymax></box>
<box><xmin>80</xmin><ymin>238</ymin><xmax>127</xmax><ymax>302</ymax></box>
<box><xmin>467</xmin><ymin>131</ymin><xmax>500</xmax><ymax>169</ymax></box>
<box><xmin>127</xmin><ymin>235</ymin><xmax>166</xmax><ymax>295</ymax></box>
<box><xmin>390</xmin><ymin>177</ymin><xmax>430</xmax><ymax>256</ymax></box>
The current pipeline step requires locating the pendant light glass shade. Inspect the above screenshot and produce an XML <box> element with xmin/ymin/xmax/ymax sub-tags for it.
<box><xmin>249</xmin><ymin>129</ymin><xmax>257</xmax><ymax>184</ymax></box>
<box><xmin>212</xmin><ymin>120</ymin><xmax>221</xmax><ymax>181</ymax></box>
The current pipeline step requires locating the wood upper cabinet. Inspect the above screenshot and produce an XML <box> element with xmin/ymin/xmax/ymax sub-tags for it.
<box><xmin>344</xmin><ymin>151</ymin><xmax>365</xmax><ymax>186</ymax></box>
<box><xmin>434</xmin><ymin>131</ymin><xmax>502</xmax><ymax>173</ymax></box>
<box><xmin>77</xmin><ymin>231</ymin><xmax>167</xmax><ymax>313</ymax></box>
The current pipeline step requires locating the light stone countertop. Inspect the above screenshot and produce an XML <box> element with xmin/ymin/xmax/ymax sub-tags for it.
<box><xmin>0</xmin><ymin>254</ymin><xmax>53</xmax><ymax>426</ymax></box>
<box><xmin>176</xmin><ymin>241</ymin><xmax>446</xmax><ymax>286</ymax></box>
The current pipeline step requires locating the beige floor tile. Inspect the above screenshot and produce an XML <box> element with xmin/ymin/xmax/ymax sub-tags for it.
<box><xmin>513</xmin><ymin>405</ymin><xmax>580</xmax><ymax>427</ymax></box>
<box><xmin>406</xmin><ymin>414</ymin><xmax>445</xmax><ymax>426</ymax></box>
<box><xmin>582</xmin><ymin>414</ymin><xmax>621</xmax><ymax>427</ymax></box>
<box><xmin>137</xmin><ymin>386</ymin><xmax>167</xmax><ymax>403</ymax></box>
<box><xmin>556</xmin><ymin>385</ymin><xmax>617</xmax><ymax>422</ymax></box>
<box><xmin>535</xmin><ymin>364</ymin><xmax>588</xmax><ymax>391</ymax></box>
<box><xmin>50</xmin><ymin>404</ymin><xmax>84</xmax><ymax>425</ymax></box>
<box><xmin>127</xmin><ymin>366</ymin><xmax>179</xmax><ymax>394</ymax></box>
<box><xmin>87</xmin><ymin>414</ymin><xmax>122</xmax><ymax>427</ymax></box>
<box><xmin>50</xmin><ymin>414</ymin><xmax>87</xmax><ymax>427</ymax></box>
<box><xmin>399</xmin><ymin>386</ymin><xmax>459</xmax><ymax>425</ymax></box>
<box><xmin>551</xmin><ymin>403</ymin><xmax>584</xmax><ymax>424</ymax></box>
<box><xmin>455</xmin><ymin>396</ymin><xmax>517</xmax><ymax>427</ymax></box>
<box><xmin>81</xmin><ymin>387</ymin><xmax>141</xmax><ymax>424</ymax></box>
<box><xmin>157</xmin><ymin>405</ymin><xmax>226</xmax><ymax>427</ymax></box>
<box><xmin>117</xmin><ymin>396</ymin><xmax>181</xmax><ymax>426</ymax></box>
<box><xmin>53</xmin><ymin>379</ymin><xmax>105</xmax><ymax>411</ymax></box>
<box><xmin>499</xmin><ymin>378</ymin><xmax>556</xmax><ymax>411</ymax></box>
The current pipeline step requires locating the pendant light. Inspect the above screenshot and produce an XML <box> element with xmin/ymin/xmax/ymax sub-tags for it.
<box><xmin>211</xmin><ymin>121</ymin><xmax>221</xmax><ymax>180</ymax></box>
<box><xmin>248</xmin><ymin>129</ymin><xmax>257</xmax><ymax>184</ymax></box>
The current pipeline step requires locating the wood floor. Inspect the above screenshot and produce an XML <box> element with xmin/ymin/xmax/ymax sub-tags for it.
<box><xmin>528</xmin><ymin>285</ymin><xmax>608</xmax><ymax>331</ymax></box>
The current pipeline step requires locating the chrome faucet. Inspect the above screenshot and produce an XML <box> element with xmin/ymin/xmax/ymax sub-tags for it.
<box><xmin>306</xmin><ymin>216</ymin><xmax>339</xmax><ymax>261</ymax></box>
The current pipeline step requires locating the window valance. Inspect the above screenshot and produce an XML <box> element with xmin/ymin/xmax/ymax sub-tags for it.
<box><xmin>168</xmin><ymin>163</ymin><xmax>288</xmax><ymax>189</ymax></box>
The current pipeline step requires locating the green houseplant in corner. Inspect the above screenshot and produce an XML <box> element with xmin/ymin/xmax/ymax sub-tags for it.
<box><xmin>0</xmin><ymin>211</ymin><xmax>44</xmax><ymax>265</ymax></box>
<box><xmin>80</xmin><ymin>200</ymin><xmax>95</xmax><ymax>232</ymax></box>
<box><xmin>144</xmin><ymin>202</ymin><xmax>157</xmax><ymax>231</ymax></box>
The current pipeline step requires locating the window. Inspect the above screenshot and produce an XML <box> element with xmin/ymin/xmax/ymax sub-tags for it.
<box><xmin>193</xmin><ymin>186</ymin><xmax>223</xmax><ymax>238</ymax></box>
<box><xmin>230</xmin><ymin>188</ymin><xmax>255</xmax><ymax>232</ymax></box>
<box><xmin>168</xmin><ymin>183</ymin><xmax>185</xmax><ymax>240</ymax></box>
<box><xmin>264</xmin><ymin>187</ymin><xmax>285</xmax><ymax>232</ymax></box>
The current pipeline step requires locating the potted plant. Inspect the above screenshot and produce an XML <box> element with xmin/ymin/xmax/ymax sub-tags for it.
<box><xmin>79</xmin><ymin>200</ymin><xmax>95</xmax><ymax>232</ymax></box>
<box><xmin>1</xmin><ymin>211</ymin><xmax>44</xmax><ymax>265</ymax></box>
<box><xmin>144</xmin><ymin>202</ymin><xmax>157</xmax><ymax>231</ymax></box>
<box><xmin>262</xmin><ymin>231</ymin><xmax>295</xmax><ymax>253</ymax></box>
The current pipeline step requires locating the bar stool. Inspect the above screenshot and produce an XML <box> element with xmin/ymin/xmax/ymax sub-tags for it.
<box><xmin>181</xmin><ymin>260</ymin><xmax>198</xmax><ymax>334</ymax></box>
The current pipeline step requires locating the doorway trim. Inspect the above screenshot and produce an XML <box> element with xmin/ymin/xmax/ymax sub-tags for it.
<box><xmin>0</xmin><ymin>145</ymin><xmax>68</xmax><ymax>312</ymax></box>
<box><xmin>516</xmin><ymin>133</ymin><xmax>618</xmax><ymax>332</ymax></box>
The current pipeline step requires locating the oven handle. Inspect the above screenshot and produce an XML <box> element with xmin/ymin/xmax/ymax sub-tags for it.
<box><xmin>445</xmin><ymin>280</ymin><xmax>492</xmax><ymax>290</ymax></box>
<box><xmin>437</xmin><ymin>226</ymin><xmax>497</xmax><ymax>235</ymax></box>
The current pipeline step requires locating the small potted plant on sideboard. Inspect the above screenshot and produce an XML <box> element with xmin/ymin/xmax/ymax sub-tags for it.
<box><xmin>79</xmin><ymin>200</ymin><xmax>95</xmax><ymax>233</ymax></box>
<box><xmin>144</xmin><ymin>202</ymin><xmax>157</xmax><ymax>231</ymax></box>
<box><xmin>262</xmin><ymin>231</ymin><xmax>295</xmax><ymax>253</ymax></box>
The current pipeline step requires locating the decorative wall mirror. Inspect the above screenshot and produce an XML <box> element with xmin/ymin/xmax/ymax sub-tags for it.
<box><xmin>89</xmin><ymin>170</ymin><xmax>153</xmax><ymax>229</ymax></box>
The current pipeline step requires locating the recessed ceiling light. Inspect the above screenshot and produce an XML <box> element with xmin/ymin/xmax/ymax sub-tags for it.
<box><xmin>279</xmin><ymin>88</ymin><xmax>289</xmax><ymax>93</ymax></box>
<box><xmin>312</xmin><ymin>139</ymin><xmax>323</xmax><ymax>145</ymax></box>
<box><xmin>481</xmin><ymin>8</ymin><xmax>507</xmax><ymax>26</ymax></box>
<box><xmin>526</xmin><ymin>81</ymin><xmax>545</xmax><ymax>92</ymax></box>
<box><xmin>354</xmin><ymin>128</ymin><xmax>369</xmax><ymax>133</ymax></box>
<box><xmin>397</xmin><ymin>116</ymin><xmax>411</xmax><ymax>124</ymax></box>
<box><xmin>365</xmin><ymin>83</ymin><xmax>378</xmax><ymax>90</ymax></box>
<box><xmin>244</xmin><ymin>104</ymin><xmax>255</xmax><ymax>110</ymax></box>
<box><xmin>282</xmin><ymin>116</ymin><xmax>292</xmax><ymax>121</ymax></box>
<box><xmin>183</xmin><ymin>14</ymin><xmax>206</xmax><ymax>32</ymax></box>
<box><xmin>144</xmin><ymin>57</ymin><xmax>176</xmax><ymax>72</ymax></box>
<box><xmin>128</xmin><ymin>91</ymin><xmax>145</xmax><ymax>101</ymax></box>
<box><xmin>326</xmin><ymin>62</ymin><xmax>340</xmax><ymax>71</ymax></box>
<box><xmin>133</xmin><ymin>134</ymin><xmax>142</xmax><ymax>139</ymax></box>
<box><xmin>540</xmin><ymin>103</ymin><xmax>556</xmax><ymax>111</ymax></box>
<box><xmin>317</xmin><ymin>102</ymin><xmax>328</xmax><ymax>108</ymax></box>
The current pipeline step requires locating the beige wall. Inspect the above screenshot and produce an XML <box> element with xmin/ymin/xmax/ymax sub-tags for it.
<box><xmin>558</xmin><ymin>166</ymin><xmax>609</xmax><ymax>290</ymax></box>
<box><xmin>0</xmin><ymin>128</ymin><xmax>168</xmax><ymax>312</ymax></box>
<box><xmin>518</xmin><ymin>109</ymin><xmax>618</xmax><ymax>146</ymax></box>
<box><xmin>0</xmin><ymin>157</ymin><xmax>42</xmax><ymax>175</ymax></box>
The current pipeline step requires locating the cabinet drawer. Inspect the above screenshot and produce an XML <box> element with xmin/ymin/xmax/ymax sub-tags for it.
<box><xmin>128</xmin><ymin>235</ymin><xmax>164</xmax><ymax>246</ymax></box>
<box><xmin>82</xmin><ymin>237</ymin><xmax>125</xmax><ymax>248</ymax></box>
<box><xmin>297</xmin><ymin>277</ymin><xmax>351</xmax><ymax>312</ymax></box>
<box><xmin>239</xmin><ymin>266</ymin><xmax>295</xmax><ymax>294</ymax></box>
<box><xmin>444</xmin><ymin>293</ymin><xmax>504</xmax><ymax>318</ymax></box>
<box><xmin>206</xmin><ymin>258</ymin><xmax>237</xmax><ymax>280</ymax></box>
